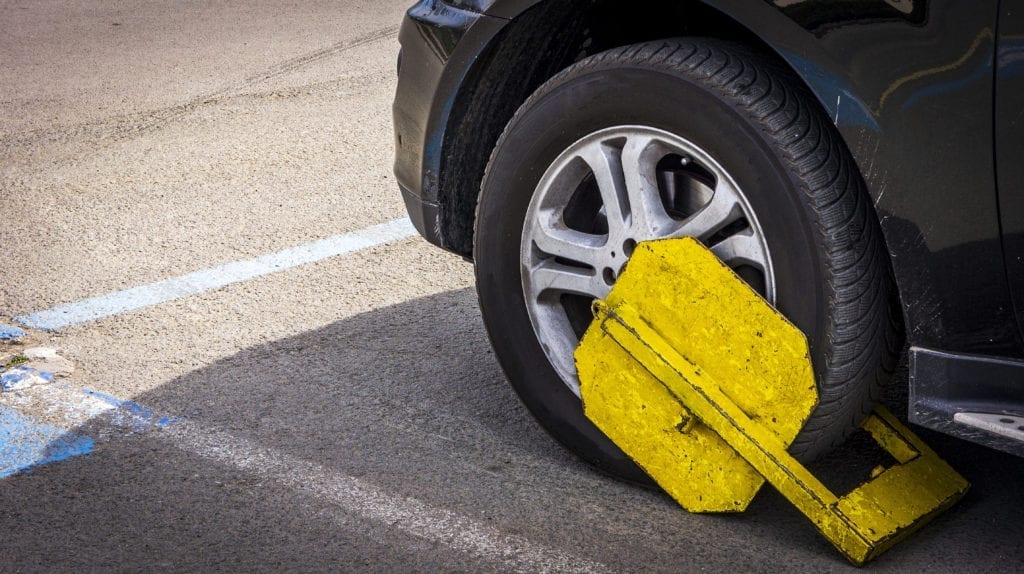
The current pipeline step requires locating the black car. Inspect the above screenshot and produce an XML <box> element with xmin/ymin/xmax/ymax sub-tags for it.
<box><xmin>392</xmin><ymin>0</ymin><xmax>1024</xmax><ymax>480</ymax></box>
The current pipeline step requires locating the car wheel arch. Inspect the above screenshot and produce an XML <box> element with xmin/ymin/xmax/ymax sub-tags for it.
<box><xmin>437</xmin><ymin>1</ymin><xmax>890</xmax><ymax>247</ymax></box>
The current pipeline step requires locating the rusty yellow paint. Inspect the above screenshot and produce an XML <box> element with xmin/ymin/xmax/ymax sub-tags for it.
<box><xmin>576</xmin><ymin>236</ymin><xmax>818</xmax><ymax>511</ymax></box>
<box><xmin>575</xmin><ymin>237</ymin><xmax>969</xmax><ymax>565</ymax></box>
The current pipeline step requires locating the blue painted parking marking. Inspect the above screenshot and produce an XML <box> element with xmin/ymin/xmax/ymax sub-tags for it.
<box><xmin>4</xmin><ymin>217</ymin><xmax>417</xmax><ymax>474</ymax></box>
<box><xmin>82</xmin><ymin>389</ymin><xmax>180</xmax><ymax>432</ymax></box>
<box><xmin>2</xmin><ymin>219</ymin><xmax>416</xmax><ymax>476</ymax></box>
<box><xmin>1</xmin><ymin>366</ymin><xmax>54</xmax><ymax>392</ymax></box>
<box><xmin>0</xmin><ymin>405</ymin><xmax>94</xmax><ymax>478</ymax></box>
<box><xmin>16</xmin><ymin>217</ymin><xmax>417</xmax><ymax>330</ymax></box>
<box><xmin>0</xmin><ymin>324</ymin><xmax>26</xmax><ymax>341</ymax></box>
<box><xmin>0</xmin><ymin>384</ymin><xmax>175</xmax><ymax>478</ymax></box>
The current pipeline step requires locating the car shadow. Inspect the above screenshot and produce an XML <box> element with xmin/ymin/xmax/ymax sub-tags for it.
<box><xmin>0</xmin><ymin>287</ymin><xmax>1021</xmax><ymax>571</ymax></box>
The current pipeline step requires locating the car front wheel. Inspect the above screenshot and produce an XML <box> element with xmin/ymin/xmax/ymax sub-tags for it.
<box><xmin>474</xmin><ymin>39</ymin><xmax>901</xmax><ymax>481</ymax></box>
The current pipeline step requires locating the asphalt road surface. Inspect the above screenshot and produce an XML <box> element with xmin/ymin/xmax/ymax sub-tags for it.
<box><xmin>2</xmin><ymin>1</ymin><xmax>1022</xmax><ymax>572</ymax></box>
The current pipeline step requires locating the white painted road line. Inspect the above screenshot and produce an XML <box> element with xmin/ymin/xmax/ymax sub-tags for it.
<box><xmin>1</xmin><ymin>381</ymin><xmax>607</xmax><ymax>572</ymax></box>
<box><xmin>15</xmin><ymin>218</ymin><xmax>418</xmax><ymax>331</ymax></box>
<box><xmin>2</xmin><ymin>210</ymin><xmax>604</xmax><ymax>570</ymax></box>
<box><xmin>162</xmin><ymin>421</ymin><xmax>611</xmax><ymax>574</ymax></box>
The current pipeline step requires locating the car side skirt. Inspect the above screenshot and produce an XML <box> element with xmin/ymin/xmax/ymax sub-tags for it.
<box><xmin>910</xmin><ymin>347</ymin><xmax>1024</xmax><ymax>457</ymax></box>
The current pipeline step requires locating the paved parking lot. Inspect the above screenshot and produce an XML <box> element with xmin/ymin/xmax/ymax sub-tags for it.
<box><xmin>2</xmin><ymin>1</ymin><xmax>1023</xmax><ymax>571</ymax></box>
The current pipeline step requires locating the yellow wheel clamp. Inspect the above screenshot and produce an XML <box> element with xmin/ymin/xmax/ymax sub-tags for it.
<box><xmin>575</xmin><ymin>237</ymin><xmax>968</xmax><ymax>565</ymax></box>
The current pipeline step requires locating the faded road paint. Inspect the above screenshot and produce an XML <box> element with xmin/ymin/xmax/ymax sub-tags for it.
<box><xmin>2</xmin><ymin>217</ymin><xmax>418</xmax><ymax>478</ymax></box>
<box><xmin>1</xmin><ymin>383</ymin><xmax>610</xmax><ymax>572</ymax></box>
<box><xmin>0</xmin><ymin>405</ymin><xmax>94</xmax><ymax>478</ymax></box>
<box><xmin>16</xmin><ymin>218</ymin><xmax>417</xmax><ymax>331</ymax></box>
<box><xmin>161</xmin><ymin>420</ymin><xmax>612</xmax><ymax>574</ymax></box>
<box><xmin>0</xmin><ymin>383</ymin><xmax>175</xmax><ymax>477</ymax></box>
<box><xmin>0</xmin><ymin>325</ymin><xmax>26</xmax><ymax>341</ymax></box>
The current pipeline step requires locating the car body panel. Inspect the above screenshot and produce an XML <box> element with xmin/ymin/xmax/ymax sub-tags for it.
<box><xmin>392</xmin><ymin>0</ymin><xmax>1024</xmax><ymax>452</ymax></box>
<box><xmin>714</xmin><ymin>1</ymin><xmax>1015</xmax><ymax>358</ymax></box>
<box><xmin>393</xmin><ymin>2</ymin><xmax>507</xmax><ymax>245</ymax></box>
<box><xmin>487</xmin><ymin>0</ymin><xmax>1018</xmax><ymax>356</ymax></box>
<box><xmin>996</xmin><ymin>1</ymin><xmax>1024</xmax><ymax>345</ymax></box>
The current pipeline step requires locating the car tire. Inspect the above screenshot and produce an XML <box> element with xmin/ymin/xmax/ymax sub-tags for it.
<box><xmin>474</xmin><ymin>38</ymin><xmax>902</xmax><ymax>481</ymax></box>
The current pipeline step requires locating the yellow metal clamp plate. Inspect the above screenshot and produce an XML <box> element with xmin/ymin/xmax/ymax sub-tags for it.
<box><xmin>575</xmin><ymin>238</ymin><xmax>969</xmax><ymax>565</ymax></box>
<box><xmin>577</xmin><ymin>236</ymin><xmax>818</xmax><ymax>512</ymax></box>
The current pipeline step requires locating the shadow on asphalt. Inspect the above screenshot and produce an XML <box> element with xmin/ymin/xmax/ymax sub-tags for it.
<box><xmin>0</xmin><ymin>287</ymin><xmax>1022</xmax><ymax>571</ymax></box>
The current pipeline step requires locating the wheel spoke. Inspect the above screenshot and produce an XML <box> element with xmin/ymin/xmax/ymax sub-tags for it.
<box><xmin>530</xmin><ymin>307</ymin><xmax>583</xmax><ymax>395</ymax></box>
<box><xmin>672</xmin><ymin>182</ymin><xmax>743</xmax><ymax>239</ymax></box>
<box><xmin>531</xmin><ymin>221</ymin><xmax>605</xmax><ymax>267</ymax></box>
<box><xmin>710</xmin><ymin>231</ymin><xmax>766</xmax><ymax>267</ymax></box>
<box><xmin>621</xmin><ymin>135</ymin><xmax>674</xmax><ymax>235</ymax></box>
<box><xmin>528</xmin><ymin>262</ymin><xmax>608</xmax><ymax>299</ymax></box>
<box><xmin>578</xmin><ymin>144</ymin><xmax>629</xmax><ymax>237</ymax></box>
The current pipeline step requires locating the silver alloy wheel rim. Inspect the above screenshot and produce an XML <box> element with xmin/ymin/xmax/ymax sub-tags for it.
<box><xmin>520</xmin><ymin>125</ymin><xmax>776</xmax><ymax>396</ymax></box>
